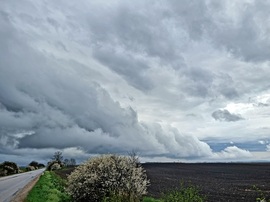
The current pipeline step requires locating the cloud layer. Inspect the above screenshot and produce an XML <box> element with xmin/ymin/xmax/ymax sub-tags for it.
<box><xmin>1</xmin><ymin>0</ymin><xmax>270</xmax><ymax>164</ymax></box>
<box><xmin>212</xmin><ymin>109</ymin><xmax>244</xmax><ymax>122</ymax></box>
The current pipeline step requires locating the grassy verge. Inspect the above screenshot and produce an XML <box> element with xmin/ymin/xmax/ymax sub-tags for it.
<box><xmin>143</xmin><ymin>184</ymin><xmax>205</xmax><ymax>202</ymax></box>
<box><xmin>25</xmin><ymin>171</ymin><xmax>71</xmax><ymax>202</ymax></box>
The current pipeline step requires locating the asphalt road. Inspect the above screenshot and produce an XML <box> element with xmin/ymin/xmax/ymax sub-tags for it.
<box><xmin>0</xmin><ymin>168</ymin><xmax>45</xmax><ymax>202</ymax></box>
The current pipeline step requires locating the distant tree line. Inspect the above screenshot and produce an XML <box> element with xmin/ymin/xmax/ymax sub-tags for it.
<box><xmin>0</xmin><ymin>160</ymin><xmax>45</xmax><ymax>177</ymax></box>
<box><xmin>0</xmin><ymin>151</ymin><xmax>77</xmax><ymax>176</ymax></box>
<box><xmin>26</xmin><ymin>161</ymin><xmax>45</xmax><ymax>171</ymax></box>
<box><xmin>64</xmin><ymin>158</ymin><xmax>76</xmax><ymax>167</ymax></box>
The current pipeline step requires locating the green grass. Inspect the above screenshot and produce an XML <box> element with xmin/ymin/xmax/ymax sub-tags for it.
<box><xmin>101</xmin><ymin>185</ymin><xmax>204</xmax><ymax>202</ymax></box>
<box><xmin>160</xmin><ymin>184</ymin><xmax>205</xmax><ymax>202</ymax></box>
<box><xmin>143</xmin><ymin>184</ymin><xmax>205</xmax><ymax>202</ymax></box>
<box><xmin>143</xmin><ymin>196</ymin><xmax>162</xmax><ymax>202</ymax></box>
<box><xmin>25</xmin><ymin>171</ymin><xmax>71</xmax><ymax>202</ymax></box>
<box><xmin>253</xmin><ymin>185</ymin><xmax>270</xmax><ymax>202</ymax></box>
<box><xmin>19</xmin><ymin>167</ymin><xmax>27</xmax><ymax>172</ymax></box>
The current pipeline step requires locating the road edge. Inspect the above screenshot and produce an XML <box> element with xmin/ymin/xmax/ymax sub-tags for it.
<box><xmin>11</xmin><ymin>172</ymin><xmax>43</xmax><ymax>202</ymax></box>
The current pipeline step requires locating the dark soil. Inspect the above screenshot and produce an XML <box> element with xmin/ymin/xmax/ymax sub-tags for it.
<box><xmin>53</xmin><ymin>166</ymin><xmax>76</xmax><ymax>179</ymax></box>
<box><xmin>142</xmin><ymin>163</ymin><xmax>270</xmax><ymax>202</ymax></box>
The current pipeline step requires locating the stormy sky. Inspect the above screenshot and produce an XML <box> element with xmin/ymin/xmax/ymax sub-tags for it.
<box><xmin>1</xmin><ymin>0</ymin><xmax>270</xmax><ymax>165</ymax></box>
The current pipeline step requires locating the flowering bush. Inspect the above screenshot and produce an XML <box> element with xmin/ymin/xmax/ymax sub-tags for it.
<box><xmin>0</xmin><ymin>161</ymin><xmax>19</xmax><ymax>176</ymax></box>
<box><xmin>47</xmin><ymin>160</ymin><xmax>64</xmax><ymax>171</ymax></box>
<box><xmin>26</xmin><ymin>166</ymin><xmax>36</xmax><ymax>171</ymax></box>
<box><xmin>67</xmin><ymin>154</ymin><xmax>149</xmax><ymax>202</ymax></box>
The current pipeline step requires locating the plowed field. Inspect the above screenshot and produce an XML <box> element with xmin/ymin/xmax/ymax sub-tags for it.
<box><xmin>143</xmin><ymin>163</ymin><xmax>270</xmax><ymax>202</ymax></box>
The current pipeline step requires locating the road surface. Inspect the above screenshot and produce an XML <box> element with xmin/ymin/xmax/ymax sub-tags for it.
<box><xmin>0</xmin><ymin>168</ymin><xmax>45</xmax><ymax>202</ymax></box>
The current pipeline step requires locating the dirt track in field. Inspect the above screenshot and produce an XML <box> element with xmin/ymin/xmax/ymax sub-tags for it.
<box><xmin>143</xmin><ymin>163</ymin><xmax>270</xmax><ymax>202</ymax></box>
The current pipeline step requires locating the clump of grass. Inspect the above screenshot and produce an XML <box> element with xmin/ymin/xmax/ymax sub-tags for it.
<box><xmin>102</xmin><ymin>192</ymin><xmax>160</xmax><ymax>202</ymax></box>
<box><xmin>102</xmin><ymin>192</ymin><xmax>132</xmax><ymax>202</ymax></box>
<box><xmin>253</xmin><ymin>185</ymin><xmax>270</xmax><ymax>202</ymax></box>
<box><xmin>160</xmin><ymin>183</ymin><xmax>205</xmax><ymax>202</ymax></box>
<box><xmin>25</xmin><ymin>171</ymin><xmax>71</xmax><ymax>202</ymax></box>
<box><xmin>143</xmin><ymin>196</ymin><xmax>162</xmax><ymax>202</ymax></box>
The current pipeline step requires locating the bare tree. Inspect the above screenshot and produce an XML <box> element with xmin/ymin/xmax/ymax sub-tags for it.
<box><xmin>63</xmin><ymin>158</ymin><xmax>76</xmax><ymax>167</ymax></box>
<box><xmin>64</xmin><ymin>158</ymin><xmax>69</xmax><ymax>166</ymax></box>
<box><xmin>128</xmin><ymin>150</ymin><xmax>140</xmax><ymax>167</ymax></box>
<box><xmin>52</xmin><ymin>151</ymin><xmax>63</xmax><ymax>163</ymax></box>
<box><xmin>70</xmin><ymin>158</ymin><xmax>76</xmax><ymax>166</ymax></box>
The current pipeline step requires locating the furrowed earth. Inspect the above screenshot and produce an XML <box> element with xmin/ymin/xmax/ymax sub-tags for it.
<box><xmin>143</xmin><ymin>163</ymin><xmax>270</xmax><ymax>202</ymax></box>
<box><xmin>54</xmin><ymin>163</ymin><xmax>270</xmax><ymax>202</ymax></box>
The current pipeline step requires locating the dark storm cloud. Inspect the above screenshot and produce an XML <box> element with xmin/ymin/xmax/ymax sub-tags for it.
<box><xmin>77</xmin><ymin>1</ymin><xmax>202</xmax><ymax>91</ymax></box>
<box><xmin>93</xmin><ymin>48</ymin><xmax>153</xmax><ymax>90</ymax></box>
<box><xmin>0</xmin><ymin>5</ymin><xmax>214</xmax><ymax>161</ymax></box>
<box><xmin>1</xmin><ymin>0</ymin><xmax>268</xmax><ymax>163</ymax></box>
<box><xmin>212</xmin><ymin>109</ymin><xmax>244</xmax><ymax>122</ymax></box>
<box><xmin>77</xmin><ymin>0</ymin><xmax>270</xmax><ymax>99</ymax></box>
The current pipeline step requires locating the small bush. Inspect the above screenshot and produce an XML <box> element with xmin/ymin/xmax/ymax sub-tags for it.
<box><xmin>38</xmin><ymin>163</ymin><xmax>46</xmax><ymax>168</ymax></box>
<box><xmin>20</xmin><ymin>166</ymin><xmax>28</xmax><ymax>173</ymax></box>
<box><xmin>47</xmin><ymin>161</ymin><xmax>63</xmax><ymax>171</ymax></box>
<box><xmin>161</xmin><ymin>183</ymin><xmax>205</xmax><ymax>202</ymax></box>
<box><xmin>102</xmin><ymin>192</ymin><xmax>129</xmax><ymax>202</ymax></box>
<box><xmin>253</xmin><ymin>185</ymin><xmax>270</xmax><ymax>202</ymax></box>
<box><xmin>0</xmin><ymin>161</ymin><xmax>19</xmax><ymax>176</ymax></box>
<box><xmin>143</xmin><ymin>197</ymin><xmax>162</xmax><ymax>202</ymax></box>
<box><xmin>26</xmin><ymin>166</ymin><xmax>36</xmax><ymax>171</ymax></box>
<box><xmin>67</xmin><ymin>154</ymin><xmax>149</xmax><ymax>202</ymax></box>
<box><xmin>29</xmin><ymin>161</ymin><xmax>39</xmax><ymax>169</ymax></box>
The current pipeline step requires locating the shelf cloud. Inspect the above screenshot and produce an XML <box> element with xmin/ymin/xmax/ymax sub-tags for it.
<box><xmin>1</xmin><ymin>0</ymin><xmax>270</xmax><ymax>164</ymax></box>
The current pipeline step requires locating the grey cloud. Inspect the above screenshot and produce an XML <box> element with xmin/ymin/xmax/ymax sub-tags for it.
<box><xmin>181</xmin><ymin>67</ymin><xmax>214</xmax><ymax>98</ymax></box>
<box><xmin>168</xmin><ymin>0</ymin><xmax>212</xmax><ymax>40</ymax></box>
<box><xmin>6</xmin><ymin>0</ymin><xmax>267</xmax><ymax>102</ymax></box>
<box><xmin>79</xmin><ymin>0</ymin><xmax>269</xmax><ymax>99</ymax></box>
<box><xmin>88</xmin><ymin>1</ymin><xmax>183</xmax><ymax>60</ymax></box>
<box><xmin>212</xmin><ymin>109</ymin><xmax>244</xmax><ymax>122</ymax></box>
<box><xmin>211</xmin><ymin>73</ymin><xmax>239</xmax><ymax>100</ymax></box>
<box><xmin>186</xmin><ymin>113</ymin><xmax>197</xmax><ymax>117</ymax></box>
<box><xmin>1</xmin><ymin>0</ymin><xmax>270</xmax><ymax>164</ymax></box>
<box><xmin>257</xmin><ymin>103</ymin><xmax>269</xmax><ymax>107</ymax></box>
<box><xmin>0</xmin><ymin>7</ymin><xmax>214</xmax><ymax>163</ymax></box>
<box><xmin>93</xmin><ymin>47</ymin><xmax>153</xmax><ymax>90</ymax></box>
<box><xmin>81</xmin><ymin>1</ymin><xmax>189</xmax><ymax>90</ymax></box>
<box><xmin>207</xmin><ymin>1</ymin><xmax>270</xmax><ymax>62</ymax></box>
<box><xmin>219</xmin><ymin>87</ymin><xmax>239</xmax><ymax>100</ymax></box>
